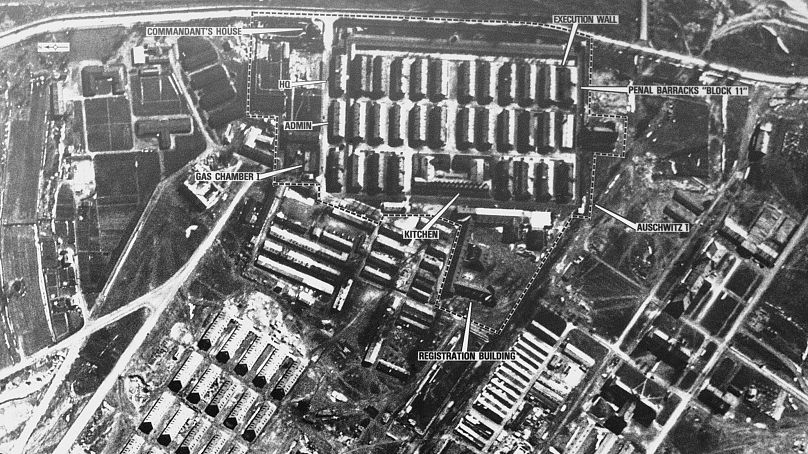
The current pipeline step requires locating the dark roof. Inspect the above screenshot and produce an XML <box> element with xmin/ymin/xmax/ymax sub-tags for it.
<box><xmin>604</xmin><ymin>415</ymin><xmax>627</xmax><ymax>435</ymax></box>
<box><xmin>135</xmin><ymin>118</ymin><xmax>193</xmax><ymax>149</ymax></box>
<box><xmin>698</xmin><ymin>388</ymin><xmax>731</xmax><ymax>415</ymax></box>
<box><xmin>81</xmin><ymin>65</ymin><xmax>126</xmax><ymax>97</ymax></box>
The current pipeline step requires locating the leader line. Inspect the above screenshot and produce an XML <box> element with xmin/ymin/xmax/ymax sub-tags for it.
<box><xmin>421</xmin><ymin>193</ymin><xmax>459</xmax><ymax>232</ymax></box>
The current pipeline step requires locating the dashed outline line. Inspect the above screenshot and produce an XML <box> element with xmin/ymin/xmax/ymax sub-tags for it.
<box><xmin>316</xmin><ymin>198</ymin><xmax>382</xmax><ymax>225</ymax></box>
<box><xmin>571</xmin><ymin>38</ymin><xmax>629</xmax><ymax>221</ymax></box>
<box><xmin>245</xmin><ymin>13</ymin><xmax>629</xmax><ymax>334</ymax></box>
<box><xmin>380</xmin><ymin>213</ymin><xmax>497</xmax><ymax>333</ymax></box>
<box><xmin>246</xmin><ymin>9</ymin><xmax>617</xmax><ymax>42</ymax></box>
<box><xmin>244</xmin><ymin>14</ymin><xmax>316</xmax><ymax>187</ymax></box>
<box><xmin>245</xmin><ymin>12</ymin><xmax>255</xmax><ymax>117</ymax></box>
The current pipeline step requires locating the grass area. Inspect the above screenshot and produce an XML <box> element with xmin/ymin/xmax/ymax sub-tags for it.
<box><xmin>90</xmin><ymin>167</ymin><xmax>212</xmax><ymax>318</ymax></box>
<box><xmin>1</xmin><ymin>226</ymin><xmax>52</xmax><ymax>357</ymax></box>
<box><xmin>1</xmin><ymin>83</ymin><xmax>47</xmax><ymax>224</ymax></box>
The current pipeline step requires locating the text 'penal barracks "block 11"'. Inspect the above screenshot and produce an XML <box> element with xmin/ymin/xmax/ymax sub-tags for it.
<box><xmin>628</xmin><ymin>85</ymin><xmax>750</xmax><ymax>96</ymax></box>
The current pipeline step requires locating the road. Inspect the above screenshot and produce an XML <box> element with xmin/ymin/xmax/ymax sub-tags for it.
<box><xmin>0</xmin><ymin>4</ymin><xmax>803</xmax><ymax>452</ymax></box>
<box><xmin>0</xmin><ymin>288</ymin><xmax>153</xmax><ymax>383</ymax></box>
<box><xmin>729</xmin><ymin>347</ymin><xmax>808</xmax><ymax>407</ymax></box>
<box><xmin>11</xmin><ymin>342</ymin><xmax>81</xmax><ymax>454</ymax></box>
<box><xmin>93</xmin><ymin>164</ymin><xmax>170</xmax><ymax>314</ymax></box>
<box><xmin>646</xmin><ymin>205</ymin><xmax>808</xmax><ymax>454</ymax></box>
<box><xmin>0</xmin><ymin>6</ymin><xmax>807</xmax><ymax>88</ymax></box>
<box><xmin>93</xmin><ymin>49</ymin><xmax>216</xmax><ymax>316</ymax></box>
<box><xmin>614</xmin><ymin>168</ymin><xmax>739</xmax><ymax>350</ymax></box>
<box><xmin>168</xmin><ymin>45</ymin><xmax>217</xmax><ymax>150</ymax></box>
<box><xmin>50</xmin><ymin>178</ymin><xmax>254</xmax><ymax>453</ymax></box>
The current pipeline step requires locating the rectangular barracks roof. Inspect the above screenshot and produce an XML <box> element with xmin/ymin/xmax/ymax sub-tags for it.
<box><xmin>456</xmin><ymin>206</ymin><xmax>552</xmax><ymax>229</ymax></box>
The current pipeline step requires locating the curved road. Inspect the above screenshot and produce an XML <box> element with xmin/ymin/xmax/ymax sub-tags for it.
<box><xmin>0</xmin><ymin>6</ymin><xmax>806</xmax><ymax>87</ymax></box>
<box><xmin>49</xmin><ymin>178</ymin><xmax>254</xmax><ymax>453</ymax></box>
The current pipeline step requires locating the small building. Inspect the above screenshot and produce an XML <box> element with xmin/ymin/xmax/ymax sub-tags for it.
<box><xmin>200</xmin><ymin>433</ymin><xmax>228</xmax><ymax>454</ymax></box>
<box><xmin>516</xmin><ymin>110</ymin><xmax>536</xmax><ymax>153</ymax></box>
<box><xmin>271</xmin><ymin>360</ymin><xmax>308</xmax><ymax>399</ymax></box>
<box><xmin>496</xmin><ymin>62</ymin><xmax>516</xmax><ymax>106</ymax></box>
<box><xmin>330</xmin><ymin>53</ymin><xmax>348</xmax><ymax>97</ymax></box>
<box><xmin>370</xmin><ymin>56</ymin><xmax>388</xmax><ymax>99</ymax></box>
<box><xmin>454</xmin><ymin>282</ymin><xmax>493</xmax><ymax>305</ymax></box>
<box><xmin>224</xmin><ymin>390</ymin><xmax>259</xmax><ymax>430</ymax></box>
<box><xmin>456</xmin><ymin>207</ymin><xmax>552</xmax><ymax>229</ymax></box>
<box><xmin>176</xmin><ymin>419</ymin><xmax>210</xmax><ymax>454</ymax></box>
<box><xmin>120</xmin><ymin>435</ymin><xmax>145</xmax><ymax>454</ymax></box>
<box><xmin>526</xmin><ymin>229</ymin><xmax>546</xmax><ymax>251</ymax></box>
<box><xmin>376</xmin><ymin>359</ymin><xmax>410</xmax><ymax>380</ymax></box>
<box><xmin>389</xmin><ymin>58</ymin><xmax>405</xmax><ymax>101</ymax></box>
<box><xmin>516</xmin><ymin>62</ymin><xmax>537</xmax><ymax>107</ymax></box>
<box><xmin>251</xmin><ymin>346</ymin><xmax>285</xmax><ymax>389</ymax></box>
<box><xmin>234</xmin><ymin>337</ymin><xmax>269</xmax><ymax>376</ymax></box>
<box><xmin>457</xmin><ymin>60</ymin><xmax>477</xmax><ymax>104</ymax></box>
<box><xmin>534</xmin><ymin>161</ymin><xmax>550</xmax><ymax>201</ymax></box>
<box><xmin>368</xmin><ymin>101</ymin><xmax>388</xmax><ymax>146</ymax></box>
<box><xmin>350</xmin><ymin>54</ymin><xmax>372</xmax><ymax>97</ymax></box>
<box><xmin>560</xmin><ymin>112</ymin><xmax>575</xmax><ymax>149</ymax></box>
<box><xmin>138</xmin><ymin>392</ymin><xmax>176</xmax><ymax>435</ymax></box>
<box><xmin>350</xmin><ymin>100</ymin><xmax>368</xmax><ymax>144</ymax></box>
<box><xmin>388</xmin><ymin>102</ymin><xmax>405</xmax><ymax>147</ymax></box>
<box><xmin>409</xmin><ymin>58</ymin><xmax>428</xmax><ymax>101</ymax></box>
<box><xmin>456</xmin><ymin>106</ymin><xmax>475</xmax><ymax>150</ymax></box>
<box><xmin>181</xmin><ymin>175</ymin><xmax>223</xmax><ymax>211</ymax></box>
<box><xmin>428</xmin><ymin>58</ymin><xmax>449</xmax><ymax>102</ymax></box>
<box><xmin>215</xmin><ymin>323</ymin><xmax>250</xmax><ymax>364</ymax></box>
<box><xmin>474</xmin><ymin>106</ymin><xmax>494</xmax><ymax>151</ymax></box>
<box><xmin>409</xmin><ymin>103</ymin><xmax>429</xmax><ymax>148</ymax></box>
<box><xmin>186</xmin><ymin>363</ymin><xmax>222</xmax><ymax>405</ymax></box>
<box><xmin>80</xmin><ymin>64</ymin><xmax>126</xmax><ymax>97</ymax></box>
<box><xmin>363</xmin><ymin>338</ymin><xmax>383</xmax><ymax>366</ymax></box>
<box><xmin>428</xmin><ymin>104</ymin><xmax>448</xmax><ymax>149</ymax></box>
<box><xmin>242</xmin><ymin>402</ymin><xmax>277</xmax><ymax>443</ymax></box>
<box><xmin>346</xmin><ymin>151</ymin><xmax>364</xmax><ymax>194</ymax></box>
<box><xmin>132</xmin><ymin>46</ymin><xmax>146</xmax><ymax>65</ymax></box>
<box><xmin>204</xmin><ymin>379</ymin><xmax>238</xmax><ymax>417</ymax></box>
<box><xmin>476</xmin><ymin>60</ymin><xmax>493</xmax><ymax>104</ymax></box>
<box><xmin>198</xmin><ymin>311</ymin><xmax>232</xmax><ymax>351</ymax></box>
<box><xmin>541</xmin><ymin>64</ymin><xmax>557</xmax><ymax>104</ymax></box>
<box><xmin>328</xmin><ymin>99</ymin><xmax>347</xmax><ymax>144</ymax></box>
<box><xmin>168</xmin><ymin>351</ymin><xmax>204</xmax><ymax>393</ymax></box>
<box><xmin>332</xmin><ymin>279</ymin><xmax>353</xmax><ymax>311</ymax></box>
<box><xmin>157</xmin><ymin>403</ymin><xmax>196</xmax><ymax>446</ymax></box>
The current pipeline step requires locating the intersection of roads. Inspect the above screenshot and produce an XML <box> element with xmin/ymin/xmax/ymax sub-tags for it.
<box><xmin>0</xmin><ymin>6</ymin><xmax>806</xmax><ymax>453</ymax></box>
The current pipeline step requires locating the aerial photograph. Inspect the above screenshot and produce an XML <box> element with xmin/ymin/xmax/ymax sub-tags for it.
<box><xmin>0</xmin><ymin>0</ymin><xmax>807</xmax><ymax>453</ymax></box>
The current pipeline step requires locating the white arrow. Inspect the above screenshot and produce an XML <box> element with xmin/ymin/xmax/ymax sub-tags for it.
<box><xmin>290</xmin><ymin>80</ymin><xmax>327</xmax><ymax>88</ymax></box>
<box><xmin>241</xmin><ymin>27</ymin><xmax>303</xmax><ymax>35</ymax></box>
<box><xmin>580</xmin><ymin>85</ymin><xmax>630</xmax><ymax>94</ymax></box>
<box><xmin>256</xmin><ymin>164</ymin><xmax>302</xmax><ymax>181</ymax></box>
<box><xmin>561</xmin><ymin>22</ymin><xmax>579</xmax><ymax>66</ymax></box>
<box><xmin>594</xmin><ymin>204</ymin><xmax>638</xmax><ymax>231</ymax></box>
<box><xmin>420</xmin><ymin>193</ymin><xmax>459</xmax><ymax>232</ymax></box>
<box><xmin>461</xmin><ymin>301</ymin><xmax>472</xmax><ymax>353</ymax></box>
